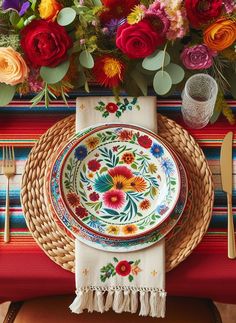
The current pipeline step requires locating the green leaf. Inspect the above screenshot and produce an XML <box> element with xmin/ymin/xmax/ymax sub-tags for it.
<box><xmin>93</xmin><ymin>0</ymin><xmax>102</xmax><ymax>4</ymax></box>
<box><xmin>115</xmin><ymin>110</ymin><xmax>122</xmax><ymax>118</ymax></box>
<box><xmin>164</xmin><ymin>63</ymin><xmax>185</xmax><ymax>85</ymax></box>
<box><xmin>9</xmin><ymin>12</ymin><xmax>20</xmax><ymax>26</ymax></box>
<box><xmin>131</xmin><ymin>163</ymin><xmax>137</xmax><ymax>169</ymax></box>
<box><xmin>113</xmin><ymin>257</ymin><xmax>118</xmax><ymax>263</ymax></box>
<box><xmin>57</xmin><ymin>7</ymin><xmax>77</xmax><ymax>26</ymax></box>
<box><xmin>153</xmin><ymin>70</ymin><xmax>172</xmax><ymax>95</ymax></box>
<box><xmin>0</xmin><ymin>83</ymin><xmax>16</xmax><ymax>106</ymax></box>
<box><xmin>24</xmin><ymin>15</ymin><xmax>36</xmax><ymax>26</ymax></box>
<box><xmin>40</xmin><ymin>61</ymin><xmax>70</xmax><ymax>84</ymax></box>
<box><xmin>79</xmin><ymin>50</ymin><xmax>94</xmax><ymax>69</ymax></box>
<box><xmin>99</xmin><ymin>166</ymin><xmax>108</xmax><ymax>174</ymax></box>
<box><xmin>128</xmin><ymin>275</ymin><xmax>134</xmax><ymax>282</ymax></box>
<box><xmin>142</xmin><ymin>50</ymin><xmax>170</xmax><ymax>71</ymax></box>
<box><xmin>131</xmin><ymin>69</ymin><xmax>148</xmax><ymax>96</ymax></box>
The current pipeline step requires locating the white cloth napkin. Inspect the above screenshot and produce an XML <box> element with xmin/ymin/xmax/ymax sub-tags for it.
<box><xmin>70</xmin><ymin>96</ymin><xmax>166</xmax><ymax>317</ymax></box>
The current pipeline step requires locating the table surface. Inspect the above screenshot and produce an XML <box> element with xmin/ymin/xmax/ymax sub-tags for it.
<box><xmin>0</xmin><ymin>98</ymin><xmax>236</xmax><ymax>304</ymax></box>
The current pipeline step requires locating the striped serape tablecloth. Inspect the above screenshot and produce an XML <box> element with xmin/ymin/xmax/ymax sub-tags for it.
<box><xmin>0</xmin><ymin>98</ymin><xmax>236</xmax><ymax>304</ymax></box>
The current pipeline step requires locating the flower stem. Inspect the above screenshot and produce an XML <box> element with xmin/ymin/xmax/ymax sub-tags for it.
<box><xmin>162</xmin><ymin>42</ymin><xmax>168</xmax><ymax>75</ymax></box>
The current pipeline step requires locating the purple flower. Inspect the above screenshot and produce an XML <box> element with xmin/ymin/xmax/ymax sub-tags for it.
<box><xmin>2</xmin><ymin>0</ymin><xmax>30</xmax><ymax>16</ymax></box>
<box><xmin>105</xmin><ymin>18</ymin><xmax>126</xmax><ymax>35</ymax></box>
<box><xmin>181</xmin><ymin>44</ymin><xmax>217</xmax><ymax>70</ymax></box>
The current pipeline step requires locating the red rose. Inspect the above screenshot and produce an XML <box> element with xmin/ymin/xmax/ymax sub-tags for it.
<box><xmin>138</xmin><ymin>135</ymin><xmax>152</xmax><ymax>149</ymax></box>
<box><xmin>115</xmin><ymin>260</ymin><xmax>131</xmax><ymax>276</ymax></box>
<box><xmin>116</xmin><ymin>19</ymin><xmax>164</xmax><ymax>59</ymax></box>
<box><xmin>185</xmin><ymin>0</ymin><xmax>223</xmax><ymax>29</ymax></box>
<box><xmin>75</xmin><ymin>206</ymin><xmax>88</xmax><ymax>219</ymax></box>
<box><xmin>88</xmin><ymin>159</ymin><xmax>101</xmax><ymax>172</ymax></box>
<box><xmin>106</xmin><ymin>103</ymin><xmax>118</xmax><ymax>113</ymax></box>
<box><xmin>20</xmin><ymin>20</ymin><xmax>73</xmax><ymax>67</ymax></box>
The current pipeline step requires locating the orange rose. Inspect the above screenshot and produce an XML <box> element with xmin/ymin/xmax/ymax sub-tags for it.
<box><xmin>204</xmin><ymin>18</ymin><xmax>236</xmax><ymax>51</ymax></box>
<box><xmin>38</xmin><ymin>0</ymin><xmax>62</xmax><ymax>21</ymax></box>
<box><xmin>0</xmin><ymin>47</ymin><xmax>28</xmax><ymax>86</ymax></box>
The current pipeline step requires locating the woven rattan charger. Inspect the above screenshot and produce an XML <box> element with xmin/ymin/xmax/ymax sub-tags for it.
<box><xmin>21</xmin><ymin>114</ymin><xmax>214</xmax><ymax>272</ymax></box>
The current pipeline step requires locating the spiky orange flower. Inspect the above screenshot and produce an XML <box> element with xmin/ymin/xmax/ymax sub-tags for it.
<box><xmin>127</xmin><ymin>177</ymin><xmax>147</xmax><ymax>192</ymax></box>
<box><xmin>93</xmin><ymin>55</ymin><xmax>125</xmax><ymax>88</ymax></box>
<box><xmin>139</xmin><ymin>199</ymin><xmax>151</xmax><ymax>210</ymax></box>
<box><xmin>122</xmin><ymin>224</ymin><xmax>138</xmax><ymax>235</ymax></box>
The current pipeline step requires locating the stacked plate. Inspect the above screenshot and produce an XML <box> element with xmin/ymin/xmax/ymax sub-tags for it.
<box><xmin>45</xmin><ymin>124</ymin><xmax>188</xmax><ymax>252</ymax></box>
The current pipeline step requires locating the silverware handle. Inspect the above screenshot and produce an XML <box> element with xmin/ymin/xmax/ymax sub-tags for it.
<box><xmin>4</xmin><ymin>178</ymin><xmax>10</xmax><ymax>243</ymax></box>
<box><xmin>227</xmin><ymin>193</ymin><xmax>235</xmax><ymax>259</ymax></box>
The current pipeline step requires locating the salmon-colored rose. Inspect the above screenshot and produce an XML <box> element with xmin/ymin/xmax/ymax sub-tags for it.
<box><xmin>38</xmin><ymin>0</ymin><xmax>62</xmax><ymax>21</ymax></box>
<box><xmin>0</xmin><ymin>47</ymin><xmax>28</xmax><ymax>86</ymax></box>
<box><xmin>204</xmin><ymin>18</ymin><xmax>236</xmax><ymax>51</ymax></box>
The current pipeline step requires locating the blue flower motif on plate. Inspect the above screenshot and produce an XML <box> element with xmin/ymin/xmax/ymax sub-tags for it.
<box><xmin>150</xmin><ymin>143</ymin><xmax>164</xmax><ymax>158</ymax></box>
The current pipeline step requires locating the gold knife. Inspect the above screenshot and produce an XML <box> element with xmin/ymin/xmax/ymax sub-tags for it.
<box><xmin>220</xmin><ymin>131</ymin><xmax>236</xmax><ymax>259</ymax></box>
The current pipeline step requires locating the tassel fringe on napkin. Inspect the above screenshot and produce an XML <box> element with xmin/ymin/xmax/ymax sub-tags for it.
<box><xmin>70</xmin><ymin>286</ymin><xmax>166</xmax><ymax>317</ymax></box>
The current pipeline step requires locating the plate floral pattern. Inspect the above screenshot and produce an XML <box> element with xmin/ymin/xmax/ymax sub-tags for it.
<box><xmin>45</xmin><ymin>125</ymin><xmax>188</xmax><ymax>252</ymax></box>
<box><xmin>61</xmin><ymin>126</ymin><xmax>180</xmax><ymax>239</ymax></box>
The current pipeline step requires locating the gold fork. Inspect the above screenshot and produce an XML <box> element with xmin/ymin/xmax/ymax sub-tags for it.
<box><xmin>2</xmin><ymin>146</ymin><xmax>16</xmax><ymax>243</ymax></box>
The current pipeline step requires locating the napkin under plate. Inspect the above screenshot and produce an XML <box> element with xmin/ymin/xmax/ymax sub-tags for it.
<box><xmin>70</xmin><ymin>96</ymin><xmax>166</xmax><ymax>317</ymax></box>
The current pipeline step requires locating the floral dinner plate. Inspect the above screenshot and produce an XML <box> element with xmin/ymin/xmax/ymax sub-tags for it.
<box><xmin>45</xmin><ymin>127</ymin><xmax>188</xmax><ymax>252</ymax></box>
<box><xmin>59</xmin><ymin>124</ymin><xmax>181</xmax><ymax>240</ymax></box>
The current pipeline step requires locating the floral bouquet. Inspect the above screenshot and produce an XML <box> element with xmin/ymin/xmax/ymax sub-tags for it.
<box><xmin>0</xmin><ymin>0</ymin><xmax>235</xmax><ymax>123</ymax></box>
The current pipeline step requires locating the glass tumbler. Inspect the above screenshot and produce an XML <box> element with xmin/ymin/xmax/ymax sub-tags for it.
<box><xmin>181</xmin><ymin>74</ymin><xmax>218</xmax><ymax>129</ymax></box>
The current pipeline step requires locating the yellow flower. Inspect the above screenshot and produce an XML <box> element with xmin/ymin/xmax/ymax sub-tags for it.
<box><xmin>86</xmin><ymin>136</ymin><xmax>100</xmax><ymax>149</ymax></box>
<box><xmin>148</xmin><ymin>163</ymin><xmax>157</xmax><ymax>174</ymax></box>
<box><xmin>38</xmin><ymin>0</ymin><xmax>62</xmax><ymax>21</ymax></box>
<box><xmin>88</xmin><ymin>172</ymin><xmax>94</xmax><ymax>179</ymax></box>
<box><xmin>127</xmin><ymin>5</ymin><xmax>145</xmax><ymax>25</ymax></box>
<box><xmin>122</xmin><ymin>224</ymin><xmax>138</xmax><ymax>235</ymax></box>
<box><xmin>107</xmin><ymin>225</ymin><xmax>120</xmax><ymax>235</ymax></box>
<box><xmin>0</xmin><ymin>47</ymin><xmax>28</xmax><ymax>86</ymax></box>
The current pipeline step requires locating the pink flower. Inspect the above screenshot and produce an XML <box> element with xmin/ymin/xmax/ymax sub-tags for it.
<box><xmin>103</xmin><ymin>190</ymin><xmax>125</xmax><ymax>209</ymax></box>
<box><xmin>145</xmin><ymin>1</ymin><xmax>170</xmax><ymax>36</ymax></box>
<box><xmin>223</xmin><ymin>0</ymin><xmax>236</xmax><ymax>13</ymax></box>
<box><xmin>181</xmin><ymin>45</ymin><xmax>216</xmax><ymax>70</ymax></box>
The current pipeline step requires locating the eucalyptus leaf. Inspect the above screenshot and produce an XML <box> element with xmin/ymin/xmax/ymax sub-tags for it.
<box><xmin>57</xmin><ymin>7</ymin><xmax>77</xmax><ymax>26</ymax></box>
<box><xmin>142</xmin><ymin>50</ymin><xmax>170</xmax><ymax>71</ymax></box>
<box><xmin>40</xmin><ymin>60</ymin><xmax>70</xmax><ymax>84</ymax></box>
<box><xmin>164</xmin><ymin>63</ymin><xmax>185</xmax><ymax>84</ymax></box>
<box><xmin>93</xmin><ymin>0</ymin><xmax>102</xmax><ymax>5</ymax></box>
<box><xmin>79</xmin><ymin>50</ymin><xmax>94</xmax><ymax>69</ymax></box>
<box><xmin>0</xmin><ymin>83</ymin><xmax>16</xmax><ymax>106</ymax></box>
<box><xmin>131</xmin><ymin>69</ymin><xmax>148</xmax><ymax>96</ymax></box>
<box><xmin>153</xmin><ymin>71</ymin><xmax>172</xmax><ymax>95</ymax></box>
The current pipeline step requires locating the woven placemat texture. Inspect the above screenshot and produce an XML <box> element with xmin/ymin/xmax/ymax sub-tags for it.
<box><xmin>21</xmin><ymin>114</ymin><xmax>214</xmax><ymax>272</ymax></box>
